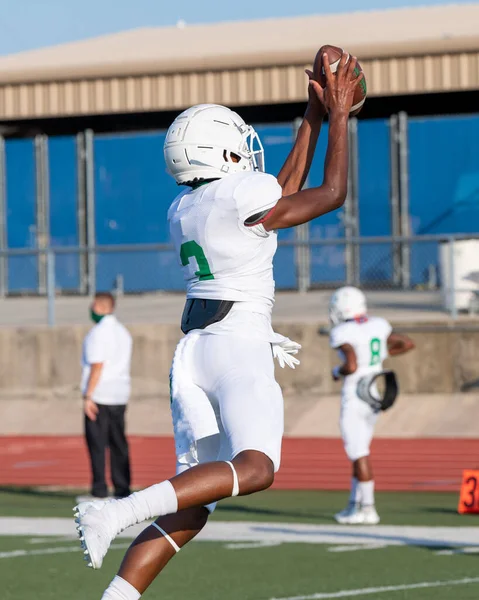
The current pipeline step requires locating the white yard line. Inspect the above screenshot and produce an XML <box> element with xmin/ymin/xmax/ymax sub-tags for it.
<box><xmin>327</xmin><ymin>543</ymin><xmax>389</xmax><ymax>553</ymax></box>
<box><xmin>2</xmin><ymin>519</ymin><xmax>479</xmax><ymax>550</ymax></box>
<box><xmin>0</xmin><ymin>543</ymin><xmax>130</xmax><ymax>559</ymax></box>
<box><xmin>270</xmin><ymin>577</ymin><xmax>479</xmax><ymax>600</ymax></box>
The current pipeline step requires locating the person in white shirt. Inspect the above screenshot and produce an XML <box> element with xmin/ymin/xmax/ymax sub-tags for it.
<box><xmin>81</xmin><ymin>292</ymin><xmax>133</xmax><ymax>500</ymax></box>
<box><xmin>74</xmin><ymin>52</ymin><xmax>363</xmax><ymax>599</ymax></box>
<box><xmin>329</xmin><ymin>286</ymin><xmax>415</xmax><ymax>525</ymax></box>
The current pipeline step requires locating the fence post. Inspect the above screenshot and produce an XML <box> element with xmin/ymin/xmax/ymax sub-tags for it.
<box><xmin>398</xmin><ymin>112</ymin><xmax>411</xmax><ymax>289</ymax></box>
<box><xmin>35</xmin><ymin>134</ymin><xmax>50</xmax><ymax>295</ymax></box>
<box><xmin>0</xmin><ymin>136</ymin><xmax>7</xmax><ymax>297</ymax></box>
<box><xmin>293</xmin><ymin>118</ymin><xmax>310</xmax><ymax>293</ymax></box>
<box><xmin>85</xmin><ymin>130</ymin><xmax>96</xmax><ymax>296</ymax></box>
<box><xmin>345</xmin><ymin>118</ymin><xmax>359</xmax><ymax>285</ymax></box>
<box><xmin>389</xmin><ymin>115</ymin><xmax>401</xmax><ymax>287</ymax></box>
<box><xmin>46</xmin><ymin>249</ymin><xmax>56</xmax><ymax>327</ymax></box>
<box><xmin>448</xmin><ymin>237</ymin><xmax>457</xmax><ymax>320</ymax></box>
<box><xmin>77</xmin><ymin>132</ymin><xmax>88</xmax><ymax>294</ymax></box>
<box><xmin>114</xmin><ymin>274</ymin><xmax>124</xmax><ymax>297</ymax></box>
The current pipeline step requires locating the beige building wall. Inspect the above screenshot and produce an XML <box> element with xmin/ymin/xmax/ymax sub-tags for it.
<box><xmin>0</xmin><ymin>4</ymin><xmax>479</xmax><ymax>120</ymax></box>
<box><xmin>0</xmin><ymin>322</ymin><xmax>478</xmax><ymax>437</ymax></box>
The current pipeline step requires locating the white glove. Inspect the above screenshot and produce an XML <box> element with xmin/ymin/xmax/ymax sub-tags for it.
<box><xmin>272</xmin><ymin>339</ymin><xmax>302</xmax><ymax>369</ymax></box>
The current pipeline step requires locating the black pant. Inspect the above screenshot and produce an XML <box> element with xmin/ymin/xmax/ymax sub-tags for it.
<box><xmin>84</xmin><ymin>404</ymin><xmax>131</xmax><ymax>498</ymax></box>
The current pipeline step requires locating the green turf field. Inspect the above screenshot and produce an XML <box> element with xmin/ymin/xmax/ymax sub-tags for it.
<box><xmin>1</xmin><ymin>487</ymin><xmax>479</xmax><ymax>599</ymax></box>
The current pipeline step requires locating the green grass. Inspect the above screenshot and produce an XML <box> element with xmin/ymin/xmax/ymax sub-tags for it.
<box><xmin>1</xmin><ymin>488</ymin><xmax>479</xmax><ymax>599</ymax></box>
<box><xmin>1</xmin><ymin>487</ymin><xmax>478</xmax><ymax>525</ymax></box>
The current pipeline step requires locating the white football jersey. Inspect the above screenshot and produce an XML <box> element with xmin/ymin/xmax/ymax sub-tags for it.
<box><xmin>168</xmin><ymin>171</ymin><xmax>282</xmax><ymax>309</ymax></box>
<box><xmin>330</xmin><ymin>316</ymin><xmax>392</xmax><ymax>398</ymax></box>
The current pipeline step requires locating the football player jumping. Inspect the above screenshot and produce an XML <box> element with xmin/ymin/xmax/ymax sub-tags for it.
<box><xmin>329</xmin><ymin>286</ymin><xmax>415</xmax><ymax>525</ymax></box>
<box><xmin>75</xmin><ymin>53</ymin><xmax>361</xmax><ymax>600</ymax></box>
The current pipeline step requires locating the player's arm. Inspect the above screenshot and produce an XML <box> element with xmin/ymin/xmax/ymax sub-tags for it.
<box><xmin>332</xmin><ymin>343</ymin><xmax>357</xmax><ymax>380</ymax></box>
<box><xmin>264</xmin><ymin>53</ymin><xmax>359</xmax><ymax>231</ymax></box>
<box><xmin>276</xmin><ymin>74</ymin><xmax>326</xmax><ymax>196</ymax></box>
<box><xmin>83</xmin><ymin>331</ymin><xmax>106</xmax><ymax>421</ymax></box>
<box><xmin>387</xmin><ymin>332</ymin><xmax>415</xmax><ymax>357</ymax></box>
<box><xmin>84</xmin><ymin>363</ymin><xmax>104</xmax><ymax>400</ymax></box>
<box><xmin>83</xmin><ymin>363</ymin><xmax>103</xmax><ymax>421</ymax></box>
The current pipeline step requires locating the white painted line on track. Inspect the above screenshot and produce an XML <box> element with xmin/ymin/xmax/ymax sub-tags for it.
<box><xmin>270</xmin><ymin>577</ymin><xmax>479</xmax><ymax>600</ymax></box>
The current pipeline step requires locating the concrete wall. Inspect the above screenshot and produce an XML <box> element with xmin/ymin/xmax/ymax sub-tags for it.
<box><xmin>1</xmin><ymin>322</ymin><xmax>478</xmax><ymax>435</ymax></box>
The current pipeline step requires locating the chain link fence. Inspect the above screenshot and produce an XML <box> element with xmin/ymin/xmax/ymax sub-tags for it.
<box><xmin>1</xmin><ymin>234</ymin><xmax>478</xmax><ymax>325</ymax></box>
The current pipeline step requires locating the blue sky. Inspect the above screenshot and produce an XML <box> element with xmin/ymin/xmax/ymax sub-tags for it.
<box><xmin>0</xmin><ymin>0</ymin><xmax>476</xmax><ymax>56</ymax></box>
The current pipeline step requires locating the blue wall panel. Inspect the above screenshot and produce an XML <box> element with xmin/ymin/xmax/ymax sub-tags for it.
<box><xmin>3</xmin><ymin>112</ymin><xmax>479</xmax><ymax>296</ymax></box>
<box><xmin>49</xmin><ymin>136</ymin><xmax>80</xmax><ymax>290</ymax></box>
<box><xmin>358</xmin><ymin>119</ymin><xmax>393</xmax><ymax>284</ymax></box>
<box><xmin>409</xmin><ymin>115</ymin><xmax>479</xmax><ymax>235</ymax></box>
<box><xmin>5</xmin><ymin>139</ymin><xmax>37</xmax><ymax>292</ymax></box>
<box><xmin>308</xmin><ymin>124</ymin><xmax>347</xmax><ymax>285</ymax></box>
<box><xmin>255</xmin><ymin>124</ymin><xmax>296</xmax><ymax>290</ymax></box>
<box><xmin>94</xmin><ymin>132</ymin><xmax>183</xmax><ymax>292</ymax></box>
<box><xmin>409</xmin><ymin>115</ymin><xmax>479</xmax><ymax>286</ymax></box>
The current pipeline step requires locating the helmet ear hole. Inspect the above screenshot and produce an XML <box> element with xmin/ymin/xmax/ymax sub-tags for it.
<box><xmin>223</xmin><ymin>150</ymin><xmax>241</xmax><ymax>164</ymax></box>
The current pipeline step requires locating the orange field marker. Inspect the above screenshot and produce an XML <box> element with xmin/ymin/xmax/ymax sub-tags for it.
<box><xmin>458</xmin><ymin>470</ymin><xmax>479</xmax><ymax>514</ymax></box>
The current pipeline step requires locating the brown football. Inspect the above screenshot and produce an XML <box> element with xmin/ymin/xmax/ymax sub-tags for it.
<box><xmin>313</xmin><ymin>44</ymin><xmax>367</xmax><ymax>117</ymax></box>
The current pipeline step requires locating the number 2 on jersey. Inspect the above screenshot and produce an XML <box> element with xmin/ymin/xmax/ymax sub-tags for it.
<box><xmin>180</xmin><ymin>241</ymin><xmax>214</xmax><ymax>281</ymax></box>
<box><xmin>370</xmin><ymin>338</ymin><xmax>381</xmax><ymax>365</ymax></box>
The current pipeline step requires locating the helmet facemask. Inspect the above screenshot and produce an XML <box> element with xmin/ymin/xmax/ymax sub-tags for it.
<box><xmin>228</xmin><ymin>122</ymin><xmax>265</xmax><ymax>174</ymax></box>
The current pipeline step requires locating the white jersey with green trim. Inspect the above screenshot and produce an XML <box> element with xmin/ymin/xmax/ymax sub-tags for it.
<box><xmin>168</xmin><ymin>171</ymin><xmax>282</xmax><ymax>311</ymax></box>
<box><xmin>330</xmin><ymin>317</ymin><xmax>392</xmax><ymax>399</ymax></box>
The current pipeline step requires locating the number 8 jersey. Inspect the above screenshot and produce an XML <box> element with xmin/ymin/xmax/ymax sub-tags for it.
<box><xmin>330</xmin><ymin>317</ymin><xmax>393</xmax><ymax>400</ymax></box>
<box><xmin>168</xmin><ymin>171</ymin><xmax>282</xmax><ymax>310</ymax></box>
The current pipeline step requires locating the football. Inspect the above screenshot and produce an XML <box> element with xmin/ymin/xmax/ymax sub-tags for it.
<box><xmin>313</xmin><ymin>44</ymin><xmax>367</xmax><ymax>117</ymax></box>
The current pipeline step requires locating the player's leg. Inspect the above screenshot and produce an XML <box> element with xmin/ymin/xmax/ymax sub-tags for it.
<box><xmin>100</xmin><ymin>454</ymin><xmax>274</xmax><ymax>598</ymax></box>
<box><xmin>84</xmin><ymin>404</ymin><xmax>109</xmax><ymax>499</ymax></box>
<box><xmin>101</xmin><ymin>433</ymin><xmax>221</xmax><ymax>598</ymax></box>
<box><xmin>335</xmin><ymin>400</ymin><xmax>362</xmax><ymax>523</ymax></box>
<box><xmin>174</xmin><ymin>333</ymin><xmax>282</xmax><ymax>498</ymax></box>
<box><xmin>108</xmin><ymin>405</ymin><xmax>131</xmax><ymax>498</ymax></box>
<box><xmin>75</xmin><ymin>334</ymin><xmax>280</xmax><ymax>569</ymax></box>
<box><xmin>101</xmin><ymin>507</ymin><xmax>209</xmax><ymax>599</ymax></box>
<box><xmin>348</xmin><ymin>464</ymin><xmax>360</xmax><ymax>507</ymax></box>
<box><xmin>354</xmin><ymin>407</ymin><xmax>379</xmax><ymax>524</ymax></box>
<box><xmin>99</xmin><ymin>335</ymin><xmax>282</xmax><ymax>598</ymax></box>
<box><xmin>354</xmin><ymin>455</ymin><xmax>373</xmax><ymax>481</ymax></box>
<box><xmin>340</xmin><ymin>400</ymin><xmax>379</xmax><ymax>524</ymax></box>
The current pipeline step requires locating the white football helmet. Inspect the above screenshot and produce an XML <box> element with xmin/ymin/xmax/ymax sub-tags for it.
<box><xmin>164</xmin><ymin>104</ymin><xmax>265</xmax><ymax>185</ymax></box>
<box><xmin>329</xmin><ymin>286</ymin><xmax>367</xmax><ymax>326</ymax></box>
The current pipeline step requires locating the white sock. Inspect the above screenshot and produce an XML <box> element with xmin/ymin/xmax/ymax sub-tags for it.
<box><xmin>348</xmin><ymin>477</ymin><xmax>359</xmax><ymax>506</ymax></box>
<box><xmin>358</xmin><ymin>480</ymin><xmax>375</xmax><ymax>507</ymax></box>
<box><xmin>102</xmin><ymin>576</ymin><xmax>141</xmax><ymax>600</ymax></box>
<box><xmin>113</xmin><ymin>481</ymin><xmax>178</xmax><ymax>532</ymax></box>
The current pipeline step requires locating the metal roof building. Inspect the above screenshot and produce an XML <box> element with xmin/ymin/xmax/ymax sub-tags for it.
<box><xmin>1</xmin><ymin>3</ymin><xmax>479</xmax><ymax>122</ymax></box>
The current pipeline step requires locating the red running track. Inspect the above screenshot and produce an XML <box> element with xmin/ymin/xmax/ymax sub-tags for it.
<box><xmin>1</xmin><ymin>436</ymin><xmax>478</xmax><ymax>492</ymax></box>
